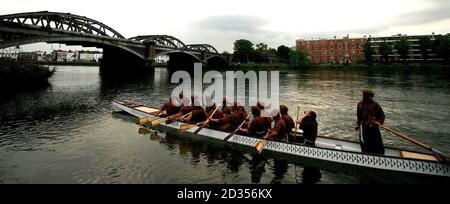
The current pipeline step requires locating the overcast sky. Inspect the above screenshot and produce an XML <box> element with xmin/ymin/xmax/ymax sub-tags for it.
<box><xmin>1</xmin><ymin>0</ymin><xmax>450</xmax><ymax>52</ymax></box>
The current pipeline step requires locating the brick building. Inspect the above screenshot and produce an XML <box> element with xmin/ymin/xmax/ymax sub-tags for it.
<box><xmin>296</xmin><ymin>35</ymin><xmax>366</xmax><ymax>64</ymax></box>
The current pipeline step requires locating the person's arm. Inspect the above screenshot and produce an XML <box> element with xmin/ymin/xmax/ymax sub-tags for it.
<box><xmin>182</xmin><ymin>112</ymin><xmax>193</xmax><ymax>122</ymax></box>
<box><xmin>266</xmin><ymin>129</ymin><xmax>277</xmax><ymax>140</ymax></box>
<box><xmin>356</xmin><ymin>102</ymin><xmax>362</xmax><ymax>130</ymax></box>
<box><xmin>156</xmin><ymin>104</ymin><xmax>167</xmax><ymax>116</ymax></box>
<box><xmin>239</xmin><ymin>127</ymin><xmax>250</xmax><ymax>134</ymax></box>
<box><xmin>371</xmin><ymin>103</ymin><xmax>385</xmax><ymax>125</ymax></box>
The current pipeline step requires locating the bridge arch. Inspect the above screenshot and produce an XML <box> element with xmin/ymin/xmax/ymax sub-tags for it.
<box><xmin>129</xmin><ymin>35</ymin><xmax>186</xmax><ymax>49</ymax></box>
<box><xmin>0</xmin><ymin>11</ymin><xmax>125</xmax><ymax>38</ymax></box>
<box><xmin>155</xmin><ymin>50</ymin><xmax>201</xmax><ymax>62</ymax></box>
<box><xmin>0</xmin><ymin>36</ymin><xmax>145</xmax><ymax>60</ymax></box>
<box><xmin>186</xmin><ymin>44</ymin><xmax>219</xmax><ymax>54</ymax></box>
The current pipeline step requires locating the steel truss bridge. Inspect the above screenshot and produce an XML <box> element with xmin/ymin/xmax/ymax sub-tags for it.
<box><xmin>0</xmin><ymin>11</ymin><xmax>229</xmax><ymax>69</ymax></box>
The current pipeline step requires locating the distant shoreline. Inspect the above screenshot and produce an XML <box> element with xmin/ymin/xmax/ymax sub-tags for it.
<box><xmin>232</xmin><ymin>63</ymin><xmax>450</xmax><ymax>70</ymax></box>
<box><xmin>35</xmin><ymin>61</ymin><xmax>100</xmax><ymax>66</ymax></box>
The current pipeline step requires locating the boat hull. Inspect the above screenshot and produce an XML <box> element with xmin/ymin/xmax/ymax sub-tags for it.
<box><xmin>112</xmin><ymin>100</ymin><xmax>450</xmax><ymax>182</ymax></box>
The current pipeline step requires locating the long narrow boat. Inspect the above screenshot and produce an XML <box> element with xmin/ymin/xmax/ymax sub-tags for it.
<box><xmin>112</xmin><ymin>100</ymin><xmax>450</xmax><ymax>182</ymax></box>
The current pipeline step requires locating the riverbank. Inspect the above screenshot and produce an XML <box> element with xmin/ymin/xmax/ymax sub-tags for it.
<box><xmin>35</xmin><ymin>61</ymin><xmax>99</xmax><ymax>66</ymax></box>
<box><xmin>0</xmin><ymin>59</ymin><xmax>55</xmax><ymax>92</ymax></box>
<box><xmin>231</xmin><ymin>62</ymin><xmax>450</xmax><ymax>70</ymax></box>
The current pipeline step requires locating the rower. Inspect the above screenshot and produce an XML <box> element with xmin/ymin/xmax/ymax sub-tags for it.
<box><xmin>167</xmin><ymin>95</ymin><xmax>193</xmax><ymax>121</ymax></box>
<box><xmin>280</xmin><ymin>105</ymin><xmax>295</xmax><ymax>140</ymax></box>
<box><xmin>210</xmin><ymin>101</ymin><xmax>246</xmax><ymax>132</ymax></box>
<box><xmin>266</xmin><ymin>113</ymin><xmax>287</xmax><ymax>141</ymax></box>
<box><xmin>239</xmin><ymin>106</ymin><xmax>271</xmax><ymax>137</ymax></box>
<box><xmin>222</xmin><ymin>97</ymin><xmax>232</xmax><ymax>116</ymax></box>
<box><xmin>156</xmin><ymin>95</ymin><xmax>181</xmax><ymax>117</ymax></box>
<box><xmin>205</xmin><ymin>99</ymin><xmax>223</xmax><ymax>129</ymax></box>
<box><xmin>257</xmin><ymin>101</ymin><xmax>272</xmax><ymax>124</ymax></box>
<box><xmin>355</xmin><ymin>90</ymin><xmax>385</xmax><ymax>155</ymax></box>
<box><xmin>296</xmin><ymin>111</ymin><xmax>318</xmax><ymax>146</ymax></box>
<box><xmin>182</xmin><ymin>96</ymin><xmax>207</xmax><ymax>124</ymax></box>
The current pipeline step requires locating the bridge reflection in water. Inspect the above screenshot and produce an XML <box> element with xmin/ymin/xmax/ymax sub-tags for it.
<box><xmin>0</xmin><ymin>11</ymin><xmax>230</xmax><ymax>72</ymax></box>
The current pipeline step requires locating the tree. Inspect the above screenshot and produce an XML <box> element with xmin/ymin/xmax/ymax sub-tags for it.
<box><xmin>253</xmin><ymin>43</ymin><xmax>269</xmax><ymax>63</ymax></box>
<box><xmin>363</xmin><ymin>41</ymin><xmax>375</xmax><ymax>64</ymax></box>
<box><xmin>277</xmin><ymin>45</ymin><xmax>290</xmax><ymax>63</ymax></box>
<box><xmin>379</xmin><ymin>41</ymin><xmax>392</xmax><ymax>63</ymax></box>
<box><xmin>222</xmin><ymin>51</ymin><xmax>232</xmax><ymax>63</ymax></box>
<box><xmin>289</xmin><ymin>48</ymin><xmax>311</xmax><ymax>67</ymax></box>
<box><xmin>267</xmin><ymin>48</ymin><xmax>277</xmax><ymax>63</ymax></box>
<box><xmin>418</xmin><ymin>36</ymin><xmax>432</xmax><ymax>61</ymax></box>
<box><xmin>394</xmin><ymin>37</ymin><xmax>410</xmax><ymax>62</ymax></box>
<box><xmin>433</xmin><ymin>34</ymin><xmax>450</xmax><ymax>62</ymax></box>
<box><xmin>233</xmin><ymin>39</ymin><xmax>254</xmax><ymax>63</ymax></box>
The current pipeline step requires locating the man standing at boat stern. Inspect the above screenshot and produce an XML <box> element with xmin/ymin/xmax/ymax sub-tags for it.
<box><xmin>356</xmin><ymin>90</ymin><xmax>386</xmax><ymax>155</ymax></box>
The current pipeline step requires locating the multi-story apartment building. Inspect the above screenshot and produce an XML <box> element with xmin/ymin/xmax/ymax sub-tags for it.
<box><xmin>296</xmin><ymin>35</ymin><xmax>366</xmax><ymax>64</ymax></box>
<box><xmin>368</xmin><ymin>34</ymin><xmax>440</xmax><ymax>62</ymax></box>
<box><xmin>0</xmin><ymin>47</ymin><xmax>20</xmax><ymax>59</ymax></box>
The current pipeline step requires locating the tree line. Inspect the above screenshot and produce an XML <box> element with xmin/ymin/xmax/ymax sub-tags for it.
<box><xmin>364</xmin><ymin>34</ymin><xmax>450</xmax><ymax>64</ymax></box>
<box><xmin>227</xmin><ymin>39</ymin><xmax>311</xmax><ymax>67</ymax></box>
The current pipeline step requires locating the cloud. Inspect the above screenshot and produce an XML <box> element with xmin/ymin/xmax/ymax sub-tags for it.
<box><xmin>187</xmin><ymin>15</ymin><xmax>296</xmax><ymax>52</ymax></box>
<box><xmin>390</xmin><ymin>1</ymin><xmax>450</xmax><ymax>26</ymax></box>
<box><xmin>193</xmin><ymin>15</ymin><xmax>268</xmax><ymax>34</ymax></box>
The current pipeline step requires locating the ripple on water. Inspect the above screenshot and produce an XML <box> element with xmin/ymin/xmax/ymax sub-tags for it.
<box><xmin>1</xmin><ymin>66</ymin><xmax>449</xmax><ymax>184</ymax></box>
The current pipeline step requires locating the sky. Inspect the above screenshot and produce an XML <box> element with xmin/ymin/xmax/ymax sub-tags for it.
<box><xmin>1</xmin><ymin>0</ymin><xmax>450</xmax><ymax>53</ymax></box>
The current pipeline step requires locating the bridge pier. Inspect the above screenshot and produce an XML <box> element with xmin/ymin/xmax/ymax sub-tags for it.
<box><xmin>100</xmin><ymin>46</ymin><xmax>153</xmax><ymax>77</ymax></box>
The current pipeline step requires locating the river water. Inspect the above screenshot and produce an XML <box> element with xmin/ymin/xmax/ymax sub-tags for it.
<box><xmin>0</xmin><ymin>65</ymin><xmax>449</xmax><ymax>183</ymax></box>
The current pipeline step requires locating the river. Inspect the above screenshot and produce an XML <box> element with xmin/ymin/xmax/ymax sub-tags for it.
<box><xmin>0</xmin><ymin>65</ymin><xmax>449</xmax><ymax>183</ymax></box>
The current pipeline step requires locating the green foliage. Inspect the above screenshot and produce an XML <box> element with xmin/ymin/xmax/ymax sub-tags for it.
<box><xmin>363</xmin><ymin>41</ymin><xmax>375</xmax><ymax>64</ymax></box>
<box><xmin>288</xmin><ymin>48</ymin><xmax>311</xmax><ymax>67</ymax></box>
<box><xmin>418</xmin><ymin>36</ymin><xmax>432</xmax><ymax>61</ymax></box>
<box><xmin>0</xmin><ymin>58</ymin><xmax>55</xmax><ymax>91</ymax></box>
<box><xmin>394</xmin><ymin>37</ymin><xmax>411</xmax><ymax>62</ymax></box>
<box><xmin>379</xmin><ymin>41</ymin><xmax>392</xmax><ymax>63</ymax></box>
<box><xmin>433</xmin><ymin>34</ymin><xmax>450</xmax><ymax>61</ymax></box>
<box><xmin>233</xmin><ymin>39</ymin><xmax>254</xmax><ymax>63</ymax></box>
<box><xmin>277</xmin><ymin>45</ymin><xmax>290</xmax><ymax>63</ymax></box>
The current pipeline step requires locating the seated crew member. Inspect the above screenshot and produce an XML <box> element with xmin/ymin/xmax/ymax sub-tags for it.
<box><xmin>222</xmin><ymin>97</ymin><xmax>232</xmax><ymax>116</ymax></box>
<box><xmin>280</xmin><ymin>105</ymin><xmax>295</xmax><ymax>140</ymax></box>
<box><xmin>296</xmin><ymin>111</ymin><xmax>318</xmax><ymax>146</ymax></box>
<box><xmin>266</xmin><ymin>113</ymin><xmax>287</xmax><ymax>141</ymax></box>
<box><xmin>156</xmin><ymin>95</ymin><xmax>181</xmax><ymax>117</ymax></box>
<box><xmin>166</xmin><ymin>95</ymin><xmax>193</xmax><ymax>121</ymax></box>
<box><xmin>257</xmin><ymin>101</ymin><xmax>273</xmax><ymax>124</ymax></box>
<box><xmin>210</xmin><ymin>102</ymin><xmax>245</xmax><ymax>132</ymax></box>
<box><xmin>239</xmin><ymin>106</ymin><xmax>271</xmax><ymax>137</ymax></box>
<box><xmin>202</xmin><ymin>97</ymin><xmax>223</xmax><ymax>128</ymax></box>
<box><xmin>182</xmin><ymin>96</ymin><xmax>207</xmax><ymax>124</ymax></box>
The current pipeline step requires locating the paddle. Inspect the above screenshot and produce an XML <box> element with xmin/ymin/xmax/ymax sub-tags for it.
<box><xmin>373</xmin><ymin>120</ymin><xmax>450</xmax><ymax>162</ymax></box>
<box><xmin>138</xmin><ymin>116</ymin><xmax>149</xmax><ymax>126</ymax></box>
<box><xmin>223</xmin><ymin>114</ymin><xmax>251</xmax><ymax>142</ymax></box>
<box><xmin>180</xmin><ymin>123</ymin><xmax>199</xmax><ymax>131</ymax></box>
<box><xmin>193</xmin><ymin>105</ymin><xmax>220</xmax><ymax>135</ymax></box>
<box><xmin>294</xmin><ymin>107</ymin><xmax>300</xmax><ymax>134</ymax></box>
<box><xmin>255</xmin><ymin>131</ymin><xmax>271</xmax><ymax>154</ymax></box>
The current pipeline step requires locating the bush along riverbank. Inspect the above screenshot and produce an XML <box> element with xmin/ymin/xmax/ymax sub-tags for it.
<box><xmin>0</xmin><ymin>59</ymin><xmax>55</xmax><ymax>92</ymax></box>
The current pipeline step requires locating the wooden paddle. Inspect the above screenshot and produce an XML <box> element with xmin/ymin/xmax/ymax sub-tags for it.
<box><xmin>373</xmin><ymin>120</ymin><xmax>449</xmax><ymax>162</ymax></box>
<box><xmin>223</xmin><ymin>114</ymin><xmax>251</xmax><ymax>142</ymax></box>
<box><xmin>255</xmin><ymin>131</ymin><xmax>271</xmax><ymax>154</ymax></box>
<box><xmin>193</xmin><ymin>105</ymin><xmax>220</xmax><ymax>135</ymax></box>
<box><xmin>294</xmin><ymin>106</ymin><xmax>300</xmax><ymax>135</ymax></box>
<box><xmin>138</xmin><ymin>116</ymin><xmax>149</xmax><ymax>126</ymax></box>
<box><xmin>180</xmin><ymin>123</ymin><xmax>199</xmax><ymax>131</ymax></box>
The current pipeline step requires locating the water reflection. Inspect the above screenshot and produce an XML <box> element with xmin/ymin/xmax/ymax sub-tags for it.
<box><xmin>134</xmin><ymin>123</ymin><xmax>296</xmax><ymax>184</ymax></box>
<box><xmin>1</xmin><ymin>65</ymin><xmax>449</xmax><ymax>183</ymax></box>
